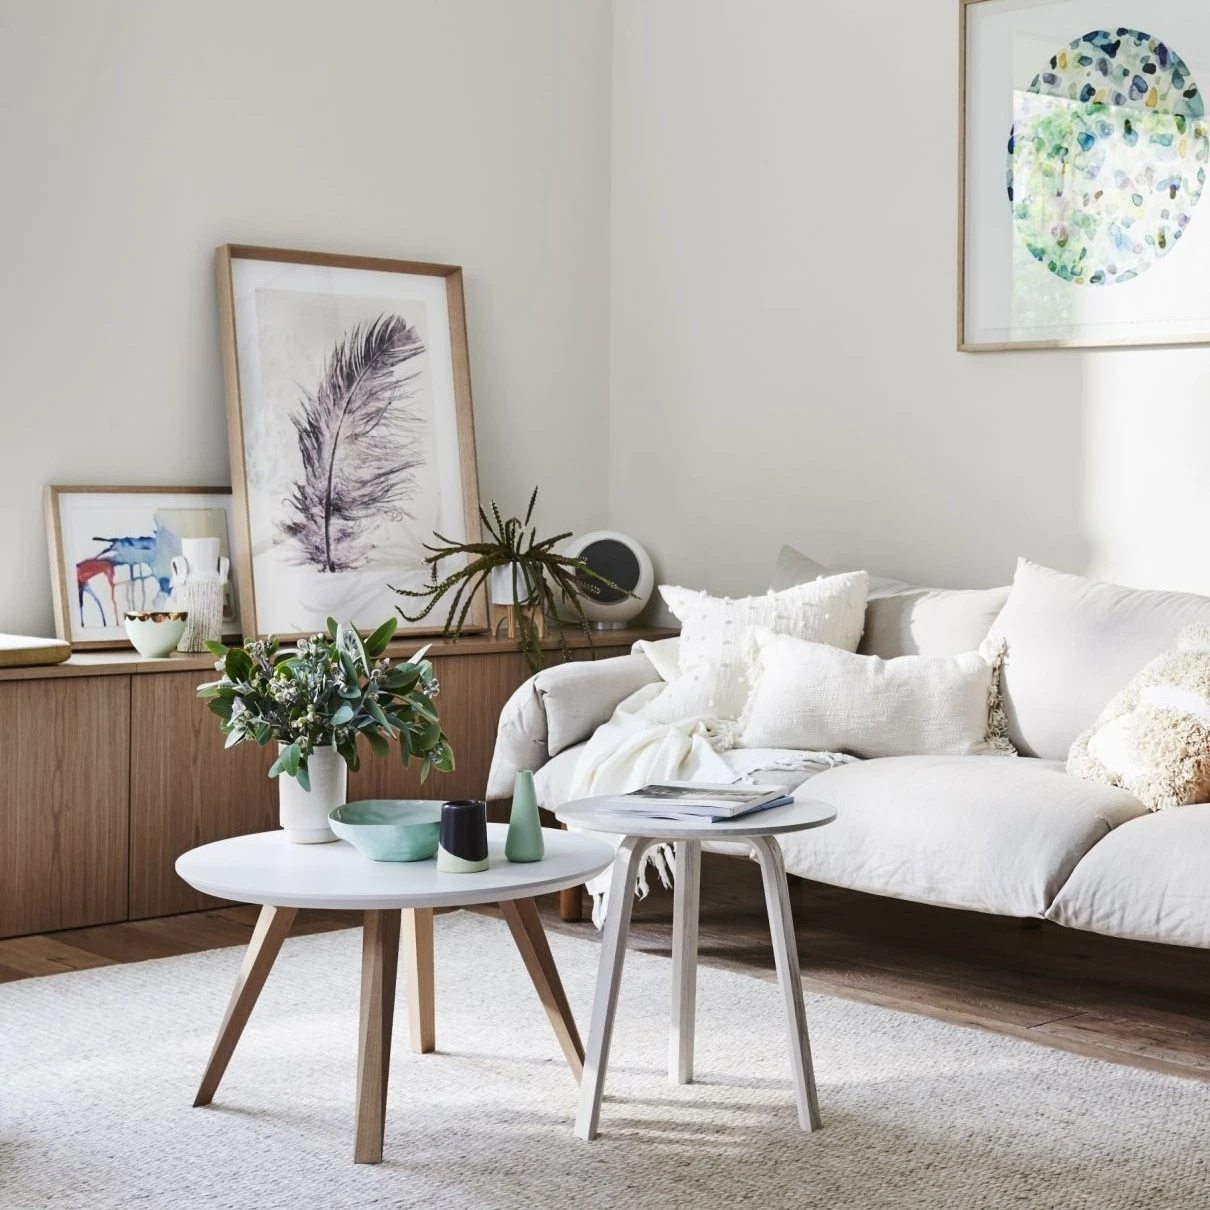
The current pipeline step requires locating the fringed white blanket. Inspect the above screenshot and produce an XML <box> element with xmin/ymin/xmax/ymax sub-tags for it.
<box><xmin>567</xmin><ymin>684</ymin><xmax>854</xmax><ymax>925</ymax></box>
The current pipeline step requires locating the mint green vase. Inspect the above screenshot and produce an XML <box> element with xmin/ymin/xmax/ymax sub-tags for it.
<box><xmin>505</xmin><ymin>770</ymin><xmax>545</xmax><ymax>863</ymax></box>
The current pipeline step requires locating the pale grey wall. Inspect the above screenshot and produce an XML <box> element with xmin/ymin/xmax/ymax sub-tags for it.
<box><xmin>0</xmin><ymin>0</ymin><xmax>612</xmax><ymax>635</ymax></box>
<box><xmin>608</xmin><ymin>0</ymin><xmax>1210</xmax><ymax>604</ymax></box>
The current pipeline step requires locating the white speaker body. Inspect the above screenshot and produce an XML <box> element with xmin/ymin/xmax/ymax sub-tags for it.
<box><xmin>557</xmin><ymin>531</ymin><xmax>654</xmax><ymax>628</ymax></box>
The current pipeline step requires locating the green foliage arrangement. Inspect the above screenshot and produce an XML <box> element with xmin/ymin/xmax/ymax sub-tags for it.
<box><xmin>393</xmin><ymin>488</ymin><xmax>628</xmax><ymax>672</ymax></box>
<box><xmin>197</xmin><ymin>616</ymin><xmax>453</xmax><ymax>789</ymax></box>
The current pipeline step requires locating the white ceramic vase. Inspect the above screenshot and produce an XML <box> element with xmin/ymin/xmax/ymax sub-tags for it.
<box><xmin>489</xmin><ymin>562</ymin><xmax>539</xmax><ymax>606</ymax></box>
<box><xmin>278</xmin><ymin>744</ymin><xmax>346</xmax><ymax>844</ymax></box>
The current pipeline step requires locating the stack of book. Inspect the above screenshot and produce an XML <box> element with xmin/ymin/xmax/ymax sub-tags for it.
<box><xmin>598</xmin><ymin>782</ymin><xmax>794</xmax><ymax>824</ymax></box>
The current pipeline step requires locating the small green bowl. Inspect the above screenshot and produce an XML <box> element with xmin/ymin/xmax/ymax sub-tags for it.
<box><xmin>329</xmin><ymin>800</ymin><xmax>442</xmax><ymax>862</ymax></box>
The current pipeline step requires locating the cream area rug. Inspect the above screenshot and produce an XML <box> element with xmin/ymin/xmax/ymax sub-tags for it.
<box><xmin>2</xmin><ymin>913</ymin><xmax>1209</xmax><ymax>1210</ymax></box>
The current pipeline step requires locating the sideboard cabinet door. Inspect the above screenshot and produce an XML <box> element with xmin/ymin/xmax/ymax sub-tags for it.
<box><xmin>128</xmin><ymin>671</ymin><xmax>276</xmax><ymax>918</ymax></box>
<box><xmin>0</xmin><ymin>677</ymin><xmax>130</xmax><ymax>936</ymax></box>
<box><xmin>346</xmin><ymin>644</ymin><xmax>634</xmax><ymax>804</ymax></box>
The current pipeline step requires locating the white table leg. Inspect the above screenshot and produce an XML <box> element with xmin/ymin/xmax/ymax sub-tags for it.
<box><xmin>669</xmin><ymin>839</ymin><xmax>701</xmax><ymax>1085</ymax></box>
<box><xmin>575</xmin><ymin>835</ymin><xmax>650</xmax><ymax>1141</ymax></box>
<box><xmin>751</xmin><ymin>835</ymin><xmax>822</xmax><ymax>1132</ymax></box>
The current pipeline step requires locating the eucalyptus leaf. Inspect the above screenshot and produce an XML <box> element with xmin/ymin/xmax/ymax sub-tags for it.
<box><xmin>364</xmin><ymin>617</ymin><xmax>398</xmax><ymax>658</ymax></box>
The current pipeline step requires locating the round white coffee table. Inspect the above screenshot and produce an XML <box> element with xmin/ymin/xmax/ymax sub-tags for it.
<box><xmin>176</xmin><ymin>822</ymin><xmax>613</xmax><ymax>1164</ymax></box>
<box><xmin>555</xmin><ymin>798</ymin><xmax>836</xmax><ymax>1140</ymax></box>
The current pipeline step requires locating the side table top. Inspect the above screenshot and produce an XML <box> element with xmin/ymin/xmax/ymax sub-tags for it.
<box><xmin>175</xmin><ymin>824</ymin><xmax>614</xmax><ymax>910</ymax></box>
<box><xmin>555</xmin><ymin>797</ymin><xmax>836</xmax><ymax>841</ymax></box>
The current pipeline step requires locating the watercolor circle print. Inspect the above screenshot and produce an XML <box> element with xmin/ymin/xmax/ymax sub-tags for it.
<box><xmin>1007</xmin><ymin>28</ymin><xmax>1209</xmax><ymax>286</ymax></box>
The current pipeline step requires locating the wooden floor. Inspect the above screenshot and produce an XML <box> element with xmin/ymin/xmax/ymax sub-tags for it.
<box><xmin>4</xmin><ymin>853</ymin><xmax>1210</xmax><ymax>1083</ymax></box>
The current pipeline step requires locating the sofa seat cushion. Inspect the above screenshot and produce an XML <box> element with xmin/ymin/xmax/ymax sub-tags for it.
<box><xmin>1047</xmin><ymin>806</ymin><xmax>1210</xmax><ymax>947</ymax></box>
<box><xmin>778</xmin><ymin>756</ymin><xmax>1147</xmax><ymax>918</ymax></box>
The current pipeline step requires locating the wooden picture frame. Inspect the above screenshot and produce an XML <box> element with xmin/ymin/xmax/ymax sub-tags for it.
<box><xmin>46</xmin><ymin>485</ymin><xmax>242</xmax><ymax>650</ymax></box>
<box><xmin>215</xmin><ymin>245</ymin><xmax>485</xmax><ymax>640</ymax></box>
<box><xmin>960</xmin><ymin>0</ymin><xmax>1210</xmax><ymax>351</ymax></box>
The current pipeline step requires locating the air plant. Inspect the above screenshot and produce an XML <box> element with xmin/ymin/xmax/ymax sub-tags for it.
<box><xmin>279</xmin><ymin>314</ymin><xmax>426</xmax><ymax>573</ymax></box>
<box><xmin>394</xmin><ymin>488</ymin><xmax>630</xmax><ymax>672</ymax></box>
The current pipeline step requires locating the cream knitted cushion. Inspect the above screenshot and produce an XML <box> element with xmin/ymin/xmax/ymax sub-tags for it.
<box><xmin>737</xmin><ymin>628</ymin><xmax>1016</xmax><ymax>759</ymax></box>
<box><xmin>1068</xmin><ymin>624</ymin><xmax>1210</xmax><ymax>810</ymax></box>
<box><xmin>644</xmin><ymin>572</ymin><xmax>868</xmax><ymax>724</ymax></box>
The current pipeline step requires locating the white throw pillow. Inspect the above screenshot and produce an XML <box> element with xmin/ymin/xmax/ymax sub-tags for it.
<box><xmin>737</xmin><ymin>628</ymin><xmax>1015</xmax><ymax>759</ymax></box>
<box><xmin>771</xmin><ymin>545</ymin><xmax>1010</xmax><ymax>659</ymax></box>
<box><xmin>992</xmin><ymin>560</ymin><xmax>1210</xmax><ymax>760</ymax></box>
<box><xmin>644</xmin><ymin>573</ymin><xmax>868</xmax><ymax>724</ymax></box>
<box><xmin>632</xmin><ymin>636</ymin><xmax>682</xmax><ymax>683</ymax></box>
<box><xmin>1068</xmin><ymin>624</ymin><xmax>1210</xmax><ymax>811</ymax></box>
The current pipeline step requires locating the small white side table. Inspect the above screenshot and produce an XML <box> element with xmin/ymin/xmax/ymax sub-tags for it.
<box><xmin>175</xmin><ymin>823</ymin><xmax>613</xmax><ymax>1164</ymax></box>
<box><xmin>555</xmin><ymin>798</ymin><xmax>836</xmax><ymax>1141</ymax></box>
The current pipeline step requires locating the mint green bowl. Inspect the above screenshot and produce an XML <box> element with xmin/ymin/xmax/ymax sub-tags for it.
<box><xmin>329</xmin><ymin>800</ymin><xmax>442</xmax><ymax>862</ymax></box>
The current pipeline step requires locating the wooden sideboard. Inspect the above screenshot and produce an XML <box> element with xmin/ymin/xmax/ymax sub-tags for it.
<box><xmin>0</xmin><ymin>627</ymin><xmax>672</xmax><ymax>939</ymax></box>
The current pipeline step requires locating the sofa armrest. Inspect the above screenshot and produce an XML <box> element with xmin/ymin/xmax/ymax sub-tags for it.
<box><xmin>486</xmin><ymin>651</ymin><xmax>662</xmax><ymax>799</ymax></box>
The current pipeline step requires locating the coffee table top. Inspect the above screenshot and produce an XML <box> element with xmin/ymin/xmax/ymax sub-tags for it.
<box><xmin>555</xmin><ymin>797</ymin><xmax>836</xmax><ymax>841</ymax></box>
<box><xmin>175</xmin><ymin>824</ymin><xmax>614</xmax><ymax>910</ymax></box>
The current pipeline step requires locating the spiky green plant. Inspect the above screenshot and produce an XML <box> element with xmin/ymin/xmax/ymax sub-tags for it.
<box><xmin>394</xmin><ymin>488</ymin><xmax>630</xmax><ymax>672</ymax></box>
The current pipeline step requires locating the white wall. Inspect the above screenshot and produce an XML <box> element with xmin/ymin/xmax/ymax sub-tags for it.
<box><xmin>608</xmin><ymin>0</ymin><xmax>1210</xmax><ymax>605</ymax></box>
<box><xmin>0</xmin><ymin>0</ymin><xmax>612</xmax><ymax>636</ymax></box>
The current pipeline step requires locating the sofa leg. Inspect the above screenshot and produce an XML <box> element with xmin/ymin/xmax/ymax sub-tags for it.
<box><xmin>560</xmin><ymin>885</ymin><xmax>584</xmax><ymax>923</ymax></box>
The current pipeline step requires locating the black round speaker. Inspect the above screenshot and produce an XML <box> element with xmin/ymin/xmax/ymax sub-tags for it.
<box><xmin>559</xmin><ymin>531</ymin><xmax>654</xmax><ymax>626</ymax></box>
<box><xmin>576</xmin><ymin>539</ymin><xmax>641</xmax><ymax>603</ymax></box>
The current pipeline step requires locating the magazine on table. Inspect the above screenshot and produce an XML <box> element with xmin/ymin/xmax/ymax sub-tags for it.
<box><xmin>599</xmin><ymin>782</ymin><xmax>795</xmax><ymax>823</ymax></box>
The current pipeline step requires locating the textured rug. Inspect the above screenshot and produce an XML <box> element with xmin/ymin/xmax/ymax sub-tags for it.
<box><xmin>2</xmin><ymin>912</ymin><xmax>1209</xmax><ymax>1210</ymax></box>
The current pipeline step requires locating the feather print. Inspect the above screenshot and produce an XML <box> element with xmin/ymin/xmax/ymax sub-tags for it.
<box><xmin>279</xmin><ymin>314</ymin><xmax>426</xmax><ymax>573</ymax></box>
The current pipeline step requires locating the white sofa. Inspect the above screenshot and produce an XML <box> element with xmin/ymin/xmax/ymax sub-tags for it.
<box><xmin>488</xmin><ymin>557</ymin><xmax>1210</xmax><ymax>950</ymax></box>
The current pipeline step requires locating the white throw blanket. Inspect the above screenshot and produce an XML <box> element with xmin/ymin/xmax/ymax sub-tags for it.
<box><xmin>568</xmin><ymin>684</ymin><xmax>853</xmax><ymax>924</ymax></box>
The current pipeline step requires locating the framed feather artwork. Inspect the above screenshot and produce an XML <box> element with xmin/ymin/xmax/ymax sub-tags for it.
<box><xmin>216</xmin><ymin>245</ymin><xmax>484</xmax><ymax>639</ymax></box>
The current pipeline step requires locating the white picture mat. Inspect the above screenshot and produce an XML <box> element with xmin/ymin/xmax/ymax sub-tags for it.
<box><xmin>230</xmin><ymin>258</ymin><xmax>471</xmax><ymax>636</ymax></box>
<box><xmin>54</xmin><ymin>490</ymin><xmax>238</xmax><ymax>645</ymax></box>
<box><xmin>964</xmin><ymin>0</ymin><xmax>1210</xmax><ymax>347</ymax></box>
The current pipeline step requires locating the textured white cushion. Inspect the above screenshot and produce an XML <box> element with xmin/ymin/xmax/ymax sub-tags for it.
<box><xmin>738</xmin><ymin>630</ymin><xmax>1013</xmax><ymax>758</ymax></box>
<box><xmin>993</xmin><ymin>560</ymin><xmax>1210</xmax><ymax>761</ymax></box>
<box><xmin>644</xmin><ymin>573</ymin><xmax>868</xmax><ymax>723</ymax></box>
<box><xmin>1047</xmin><ymin>806</ymin><xmax>1210</xmax><ymax>948</ymax></box>
<box><xmin>1068</xmin><ymin>625</ymin><xmax>1210</xmax><ymax>811</ymax></box>
<box><xmin>771</xmin><ymin>545</ymin><xmax>1009</xmax><ymax>659</ymax></box>
<box><xmin>777</xmin><ymin>755</ymin><xmax>1147</xmax><ymax>917</ymax></box>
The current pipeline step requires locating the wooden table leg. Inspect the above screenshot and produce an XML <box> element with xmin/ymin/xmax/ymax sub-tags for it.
<box><xmin>559</xmin><ymin>885</ymin><xmax>584</xmax><ymax>922</ymax></box>
<box><xmin>669</xmin><ymin>840</ymin><xmax>701</xmax><ymax>1085</ymax></box>
<box><xmin>751</xmin><ymin>835</ymin><xmax>822</xmax><ymax>1132</ymax></box>
<box><xmin>575</xmin><ymin>836</ymin><xmax>649</xmax><ymax>1141</ymax></box>
<box><xmin>355</xmin><ymin>909</ymin><xmax>401</xmax><ymax>1164</ymax></box>
<box><xmin>193</xmin><ymin>903</ymin><xmax>297</xmax><ymax>1108</ymax></box>
<box><xmin>501</xmin><ymin>896</ymin><xmax>584</xmax><ymax>1080</ymax></box>
<box><xmin>402</xmin><ymin>908</ymin><xmax>435</xmax><ymax>1054</ymax></box>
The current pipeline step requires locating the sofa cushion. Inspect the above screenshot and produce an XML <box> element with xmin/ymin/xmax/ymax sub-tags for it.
<box><xmin>778</xmin><ymin>756</ymin><xmax>1147</xmax><ymax>918</ymax></box>
<box><xmin>646</xmin><ymin>573</ymin><xmax>868</xmax><ymax>723</ymax></box>
<box><xmin>771</xmin><ymin>545</ymin><xmax>1010</xmax><ymax>660</ymax></box>
<box><xmin>1047</xmin><ymin>806</ymin><xmax>1210</xmax><ymax>948</ymax></box>
<box><xmin>1068</xmin><ymin>624</ymin><xmax>1210</xmax><ymax>810</ymax></box>
<box><xmin>992</xmin><ymin>560</ymin><xmax>1210</xmax><ymax>760</ymax></box>
<box><xmin>738</xmin><ymin>629</ymin><xmax>1014</xmax><ymax>758</ymax></box>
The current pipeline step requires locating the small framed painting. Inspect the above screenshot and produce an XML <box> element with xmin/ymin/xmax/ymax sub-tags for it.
<box><xmin>216</xmin><ymin>245</ymin><xmax>484</xmax><ymax>639</ymax></box>
<box><xmin>961</xmin><ymin>0</ymin><xmax>1210</xmax><ymax>350</ymax></box>
<box><xmin>46</xmin><ymin>486</ymin><xmax>242</xmax><ymax>649</ymax></box>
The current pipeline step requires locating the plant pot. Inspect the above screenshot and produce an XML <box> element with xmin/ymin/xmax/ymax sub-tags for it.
<box><xmin>278</xmin><ymin>744</ymin><xmax>346</xmax><ymax>844</ymax></box>
<box><xmin>489</xmin><ymin>562</ymin><xmax>539</xmax><ymax>607</ymax></box>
